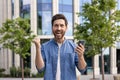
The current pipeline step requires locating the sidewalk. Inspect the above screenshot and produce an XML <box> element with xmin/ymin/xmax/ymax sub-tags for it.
<box><xmin>79</xmin><ymin>74</ymin><xmax>114</xmax><ymax>80</ymax></box>
<box><xmin>0</xmin><ymin>78</ymin><xmax>43</xmax><ymax>80</ymax></box>
<box><xmin>0</xmin><ymin>74</ymin><xmax>116</xmax><ymax>80</ymax></box>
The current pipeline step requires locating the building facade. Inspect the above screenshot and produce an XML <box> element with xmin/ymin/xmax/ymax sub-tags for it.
<box><xmin>0</xmin><ymin>0</ymin><xmax>120</xmax><ymax>75</ymax></box>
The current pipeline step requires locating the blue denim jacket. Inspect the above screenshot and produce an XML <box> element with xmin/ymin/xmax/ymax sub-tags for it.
<box><xmin>37</xmin><ymin>39</ymin><xmax>86</xmax><ymax>80</ymax></box>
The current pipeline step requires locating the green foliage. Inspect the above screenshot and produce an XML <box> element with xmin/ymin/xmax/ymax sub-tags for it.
<box><xmin>24</xmin><ymin>67</ymin><xmax>31</xmax><ymax>77</ymax></box>
<box><xmin>0</xmin><ymin>68</ymin><xmax>5</xmax><ymax>72</ymax></box>
<box><xmin>74</xmin><ymin>0</ymin><xmax>120</xmax><ymax>57</ymax></box>
<box><xmin>0</xmin><ymin>68</ymin><xmax>10</xmax><ymax>77</ymax></box>
<box><xmin>31</xmin><ymin>72</ymin><xmax>44</xmax><ymax>78</ymax></box>
<box><xmin>0</xmin><ymin>17</ymin><xmax>36</xmax><ymax>59</ymax></box>
<box><xmin>10</xmin><ymin>67</ymin><xmax>17</xmax><ymax>77</ymax></box>
<box><xmin>0</xmin><ymin>68</ymin><xmax>5</xmax><ymax>77</ymax></box>
<box><xmin>10</xmin><ymin>67</ymin><xmax>31</xmax><ymax>77</ymax></box>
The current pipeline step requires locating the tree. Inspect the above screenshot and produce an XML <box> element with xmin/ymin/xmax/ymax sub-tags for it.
<box><xmin>0</xmin><ymin>18</ymin><xmax>35</xmax><ymax>80</ymax></box>
<box><xmin>74</xmin><ymin>0</ymin><xmax>120</xmax><ymax>80</ymax></box>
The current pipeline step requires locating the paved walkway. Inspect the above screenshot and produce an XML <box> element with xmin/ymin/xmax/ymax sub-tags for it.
<box><xmin>0</xmin><ymin>78</ymin><xmax>43</xmax><ymax>80</ymax></box>
<box><xmin>0</xmin><ymin>74</ymin><xmax>118</xmax><ymax>80</ymax></box>
<box><xmin>79</xmin><ymin>75</ymin><xmax>114</xmax><ymax>80</ymax></box>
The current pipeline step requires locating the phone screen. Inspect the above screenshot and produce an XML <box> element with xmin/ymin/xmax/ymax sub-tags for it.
<box><xmin>78</xmin><ymin>40</ymin><xmax>85</xmax><ymax>46</ymax></box>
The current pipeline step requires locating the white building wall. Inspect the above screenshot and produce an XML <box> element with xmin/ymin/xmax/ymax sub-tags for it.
<box><xmin>73</xmin><ymin>0</ymin><xmax>83</xmax><ymax>78</ymax></box>
<box><xmin>94</xmin><ymin>55</ymin><xmax>100</xmax><ymax>75</ymax></box>
<box><xmin>53</xmin><ymin>0</ymin><xmax>58</xmax><ymax>15</ymax></box>
<box><xmin>0</xmin><ymin>0</ymin><xmax>3</xmax><ymax>27</ymax></box>
<box><xmin>30</xmin><ymin>0</ymin><xmax>38</xmax><ymax>74</ymax></box>
<box><xmin>110</xmin><ymin>47</ymin><xmax>117</xmax><ymax>74</ymax></box>
<box><xmin>0</xmin><ymin>0</ymin><xmax>12</xmax><ymax>74</ymax></box>
<box><xmin>0</xmin><ymin>0</ymin><xmax>3</xmax><ymax>70</ymax></box>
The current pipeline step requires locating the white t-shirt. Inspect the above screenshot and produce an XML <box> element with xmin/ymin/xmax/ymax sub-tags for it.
<box><xmin>56</xmin><ymin>43</ymin><xmax>62</xmax><ymax>80</ymax></box>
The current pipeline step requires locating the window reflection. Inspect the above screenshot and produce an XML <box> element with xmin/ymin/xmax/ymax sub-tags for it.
<box><xmin>37</xmin><ymin>0</ymin><xmax>52</xmax><ymax>35</ymax></box>
<box><xmin>12</xmin><ymin>0</ymin><xmax>14</xmax><ymax>18</ymax></box>
<box><xmin>37</xmin><ymin>12</ymin><xmax>52</xmax><ymax>35</ymax></box>
<box><xmin>59</xmin><ymin>0</ymin><xmax>72</xmax><ymax>5</ymax></box>
<box><xmin>38</xmin><ymin>0</ymin><xmax>51</xmax><ymax>3</ymax></box>
<box><xmin>37</xmin><ymin>3</ymin><xmax>52</xmax><ymax>11</ymax></box>
<box><xmin>20</xmin><ymin>0</ymin><xmax>30</xmax><ymax>19</ymax></box>
<box><xmin>59</xmin><ymin>0</ymin><xmax>73</xmax><ymax>36</ymax></box>
<box><xmin>59</xmin><ymin>4</ymin><xmax>72</xmax><ymax>12</ymax></box>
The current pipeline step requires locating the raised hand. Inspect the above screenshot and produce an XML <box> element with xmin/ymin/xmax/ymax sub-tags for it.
<box><xmin>32</xmin><ymin>37</ymin><xmax>41</xmax><ymax>48</ymax></box>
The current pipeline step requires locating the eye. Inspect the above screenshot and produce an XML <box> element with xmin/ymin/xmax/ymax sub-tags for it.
<box><xmin>60</xmin><ymin>24</ymin><xmax>64</xmax><ymax>28</ymax></box>
<box><xmin>53</xmin><ymin>24</ymin><xmax>58</xmax><ymax>27</ymax></box>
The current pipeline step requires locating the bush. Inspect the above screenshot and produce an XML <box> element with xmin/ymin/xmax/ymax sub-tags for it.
<box><xmin>9</xmin><ymin>66</ymin><xmax>44</xmax><ymax>78</ymax></box>
<box><xmin>10</xmin><ymin>67</ymin><xmax>17</xmax><ymax>77</ymax></box>
<box><xmin>0</xmin><ymin>68</ymin><xmax>5</xmax><ymax>77</ymax></box>
<box><xmin>17</xmin><ymin>67</ymin><xmax>22</xmax><ymax>77</ymax></box>
<box><xmin>24</xmin><ymin>67</ymin><xmax>31</xmax><ymax>77</ymax></box>
<box><xmin>0</xmin><ymin>68</ymin><xmax>5</xmax><ymax>72</ymax></box>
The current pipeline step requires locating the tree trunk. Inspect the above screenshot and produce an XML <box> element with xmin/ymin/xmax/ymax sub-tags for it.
<box><xmin>101</xmin><ymin>51</ymin><xmax>105</xmax><ymax>80</ymax></box>
<box><xmin>21</xmin><ymin>58</ymin><xmax>24</xmax><ymax>80</ymax></box>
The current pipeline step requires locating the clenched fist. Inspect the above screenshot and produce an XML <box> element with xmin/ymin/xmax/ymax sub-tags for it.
<box><xmin>32</xmin><ymin>37</ymin><xmax>41</xmax><ymax>48</ymax></box>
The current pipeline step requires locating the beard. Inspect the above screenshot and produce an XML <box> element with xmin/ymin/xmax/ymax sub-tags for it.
<box><xmin>53</xmin><ymin>30</ymin><xmax>65</xmax><ymax>40</ymax></box>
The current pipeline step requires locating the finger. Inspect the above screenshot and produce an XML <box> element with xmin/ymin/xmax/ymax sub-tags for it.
<box><xmin>32</xmin><ymin>37</ymin><xmax>41</xmax><ymax>44</ymax></box>
<box><xmin>77</xmin><ymin>46</ymin><xmax>84</xmax><ymax>51</ymax></box>
<box><xmin>76</xmin><ymin>47</ymin><xmax>85</xmax><ymax>54</ymax></box>
<box><xmin>78</xmin><ymin>44</ymin><xmax>84</xmax><ymax>48</ymax></box>
<box><xmin>76</xmin><ymin>47</ymin><xmax>82</xmax><ymax>53</ymax></box>
<box><xmin>75</xmin><ymin>49</ymin><xmax>83</xmax><ymax>57</ymax></box>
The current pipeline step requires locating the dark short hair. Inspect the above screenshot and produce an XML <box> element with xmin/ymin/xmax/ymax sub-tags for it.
<box><xmin>51</xmin><ymin>14</ymin><xmax>68</xmax><ymax>26</ymax></box>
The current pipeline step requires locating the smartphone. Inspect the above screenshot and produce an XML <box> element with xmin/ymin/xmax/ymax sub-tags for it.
<box><xmin>78</xmin><ymin>40</ymin><xmax>85</xmax><ymax>46</ymax></box>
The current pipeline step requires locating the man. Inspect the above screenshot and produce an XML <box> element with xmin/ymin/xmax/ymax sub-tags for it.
<box><xmin>33</xmin><ymin>14</ymin><xmax>87</xmax><ymax>80</ymax></box>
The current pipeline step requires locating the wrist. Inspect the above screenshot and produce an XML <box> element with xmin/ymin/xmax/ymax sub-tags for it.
<box><xmin>35</xmin><ymin>43</ymin><xmax>41</xmax><ymax>48</ymax></box>
<box><xmin>78</xmin><ymin>55</ymin><xmax>84</xmax><ymax>59</ymax></box>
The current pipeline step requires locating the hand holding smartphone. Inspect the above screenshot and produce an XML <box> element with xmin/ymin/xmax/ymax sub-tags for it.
<box><xmin>78</xmin><ymin>40</ymin><xmax>85</xmax><ymax>46</ymax></box>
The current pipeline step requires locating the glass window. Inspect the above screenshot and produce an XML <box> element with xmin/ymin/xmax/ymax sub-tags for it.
<box><xmin>38</xmin><ymin>12</ymin><xmax>52</xmax><ymax>35</ymax></box>
<box><xmin>117</xmin><ymin>42</ymin><xmax>120</xmax><ymax>49</ymax></box>
<box><xmin>59</xmin><ymin>0</ymin><xmax>72</xmax><ymax>5</ymax></box>
<box><xmin>59</xmin><ymin>0</ymin><xmax>73</xmax><ymax>36</ymax></box>
<box><xmin>20</xmin><ymin>0</ymin><xmax>30</xmax><ymax>19</ymax></box>
<box><xmin>38</xmin><ymin>0</ymin><xmax>51</xmax><ymax>3</ymax></box>
<box><xmin>37</xmin><ymin>3</ymin><xmax>52</xmax><ymax>11</ymax></box>
<box><xmin>59</xmin><ymin>4</ymin><xmax>72</xmax><ymax>12</ymax></box>
<box><xmin>12</xmin><ymin>0</ymin><xmax>14</xmax><ymax>17</ymax></box>
<box><xmin>37</xmin><ymin>0</ymin><xmax>52</xmax><ymax>35</ymax></box>
<box><xmin>117</xmin><ymin>49</ymin><xmax>120</xmax><ymax>73</ymax></box>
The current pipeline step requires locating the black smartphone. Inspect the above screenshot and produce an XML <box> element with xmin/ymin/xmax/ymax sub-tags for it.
<box><xmin>78</xmin><ymin>40</ymin><xmax>85</xmax><ymax>46</ymax></box>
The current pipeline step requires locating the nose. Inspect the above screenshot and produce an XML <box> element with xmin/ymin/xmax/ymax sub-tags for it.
<box><xmin>57</xmin><ymin>25</ymin><xmax>61</xmax><ymax>30</ymax></box>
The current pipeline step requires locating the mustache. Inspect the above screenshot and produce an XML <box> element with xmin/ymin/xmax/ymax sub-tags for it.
<box><xmin>55</xmin><ymin>30</ymin><xmax>62</xmax><ymax>33</ymax></box>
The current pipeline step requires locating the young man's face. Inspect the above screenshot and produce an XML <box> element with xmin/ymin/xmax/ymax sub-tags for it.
<box><xmin>52</xmin><ymin>19</ymin><xmax>67</xmax><ymax>41</ymax></box>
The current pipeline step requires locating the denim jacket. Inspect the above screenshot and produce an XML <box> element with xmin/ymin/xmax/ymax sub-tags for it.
<box><xmin>37</xmin><ymin>39</ymin><xmax>86</xmax><ymax>80</ymax></box>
